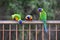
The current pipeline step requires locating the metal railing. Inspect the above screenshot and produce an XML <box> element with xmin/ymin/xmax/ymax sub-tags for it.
<box><xmin>0</xmin><ymin>20</ymin><xmax>60</xmax><ymax>40</ymax></box>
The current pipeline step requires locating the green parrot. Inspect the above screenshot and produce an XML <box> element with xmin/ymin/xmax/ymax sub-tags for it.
<box><xmin>38</xmin><ymin>8</ymin><xmax>48</xmax><ymax>32</ymax></box>
<box><xmin>12</xmin><ymin>14</ymin><xmax>21</xmax><ymax>21</ymax></box>
<box><xmin>12</xmin><ymin>14</ymin><xmax>22</xmax><ymax>24</ymax></box>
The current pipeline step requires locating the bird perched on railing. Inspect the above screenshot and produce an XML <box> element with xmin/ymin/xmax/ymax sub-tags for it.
<box><xmin>25</xmin><ymin>15</ymin><xmax>32</xmax><ymax>21</ymax></box>
<box><xmin>11</xmin><ymin>14</ymin><xmax>22</xmax><ymax>24</ymax></box>
<box><xmin>38</xmin><ymin>8</ymin><xmax>48</xmax><ymax>32</ymax></box>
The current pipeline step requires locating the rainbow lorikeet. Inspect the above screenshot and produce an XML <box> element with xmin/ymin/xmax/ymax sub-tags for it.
<box><xmin>38</xmin><ymin>8</ymin><xmax>48</xmax><ymax>32</ymax></box>
<box><xmin>25</xmin><ymin>15</ymin><xmax>32</xmax><ymax>21</ymax></box>
<box><xmin>11</xmin><ymin>14</ymin><xmax>22</xmax><ymax>24</ymax></box>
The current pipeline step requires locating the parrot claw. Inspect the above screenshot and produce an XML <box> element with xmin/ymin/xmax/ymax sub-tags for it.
<box><xmin>18</xmin><ymin>20</ymin><xmax>22</xmax><ymax>25</ymax></box>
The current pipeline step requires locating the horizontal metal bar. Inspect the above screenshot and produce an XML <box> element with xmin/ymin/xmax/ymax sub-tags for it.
<box><xmin>0</xmin><ymin>20</ymin><xmax>60</xmax><ymax>24</ymax></box>
<box><xmin>0</xmin><ymin>20</ymin><xmax>18</xmax><ymax>24</ymax></box>
<box><xmin>0</xmin><ymin>30</ymin><xmax>60</xmax><ymax>31</ymax></box>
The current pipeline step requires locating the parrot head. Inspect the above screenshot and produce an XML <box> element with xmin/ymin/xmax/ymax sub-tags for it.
<box><xmin>38</xmin><ymin>8</ymin><xmax>43</xmax><ymax>12</ymax></box>
<box><xmin>18</xmin><ymin>20</ymin><xmax>22</xmax><ymax>24</ymax></box>
<box><xmin>25</xmin><ymin>15</ymin><xmax>32</xmax><ymax>21</ymax></box>
<box><xmin>26</xmin><ymin>15</ymin><xmax>30</xmax><ymax>19</ymax></box>
<box><xmin>27</xmin><ymin>16</ymin><xmax>30</xmax><ymax>19</ymax></box>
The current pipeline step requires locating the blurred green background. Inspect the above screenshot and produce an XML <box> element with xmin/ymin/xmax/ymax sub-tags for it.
<box><xmin>0</xmin><ymin>0</ymin><xmax>60</xmax><ymax>20</ymax></box>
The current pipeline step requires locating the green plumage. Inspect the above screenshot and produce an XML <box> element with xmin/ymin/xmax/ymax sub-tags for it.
<box><xmin>11</xmin><ymin>13</ymin><xmax>23</xmax><ymax>24</ymax></box>
<box><xmin>12</xmin><ymin>14</ymin><xmax>21</xmax><ymax>21</ymax></box>
<box><xmin>39</xmin><ymin>10</ymin><xmax>47</xmax><ymax>21</ymax></box>
<box><xmin>39</xmin><ymin>9</ymin><xmax>48</xmax><ymax>32</ymax></box>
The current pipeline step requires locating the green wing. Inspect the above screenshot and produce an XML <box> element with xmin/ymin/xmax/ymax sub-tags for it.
<box><xmin>12</xmin><ymin>14</ymin><xmax>21</xmax><ymax>21</ymax></box>
<box><xmin>39</xmin><ymin>10</ymin><xmax>47</xmax><ymax>21</ymax></box>
<box><xmin>39</xmin><ymin>10</ymin><xmax>48</xmax><ymax>32</ymax></box>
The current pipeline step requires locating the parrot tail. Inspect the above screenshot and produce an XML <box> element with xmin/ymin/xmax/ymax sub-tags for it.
<box><xmin>44</xmin><ymin>23</ymin><xmax>48</xmax><ymax>32</ymax></box>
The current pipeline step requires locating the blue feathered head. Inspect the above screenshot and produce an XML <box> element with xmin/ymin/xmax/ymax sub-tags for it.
<box><xmin>38</xmin><ymin>8</ymin><xmax>43</xmax><ymax>12</ymax></box>
<box><xmin>27</xmin><ymin>15</ymin><xmax>30</xmax><ymax>19</ymax></box>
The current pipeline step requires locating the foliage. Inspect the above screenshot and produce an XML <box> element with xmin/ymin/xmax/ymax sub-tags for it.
<box><xmin>8</xmin><ymin>0</ymin><xmax>58</xmax><ymax>20</ymax></box>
